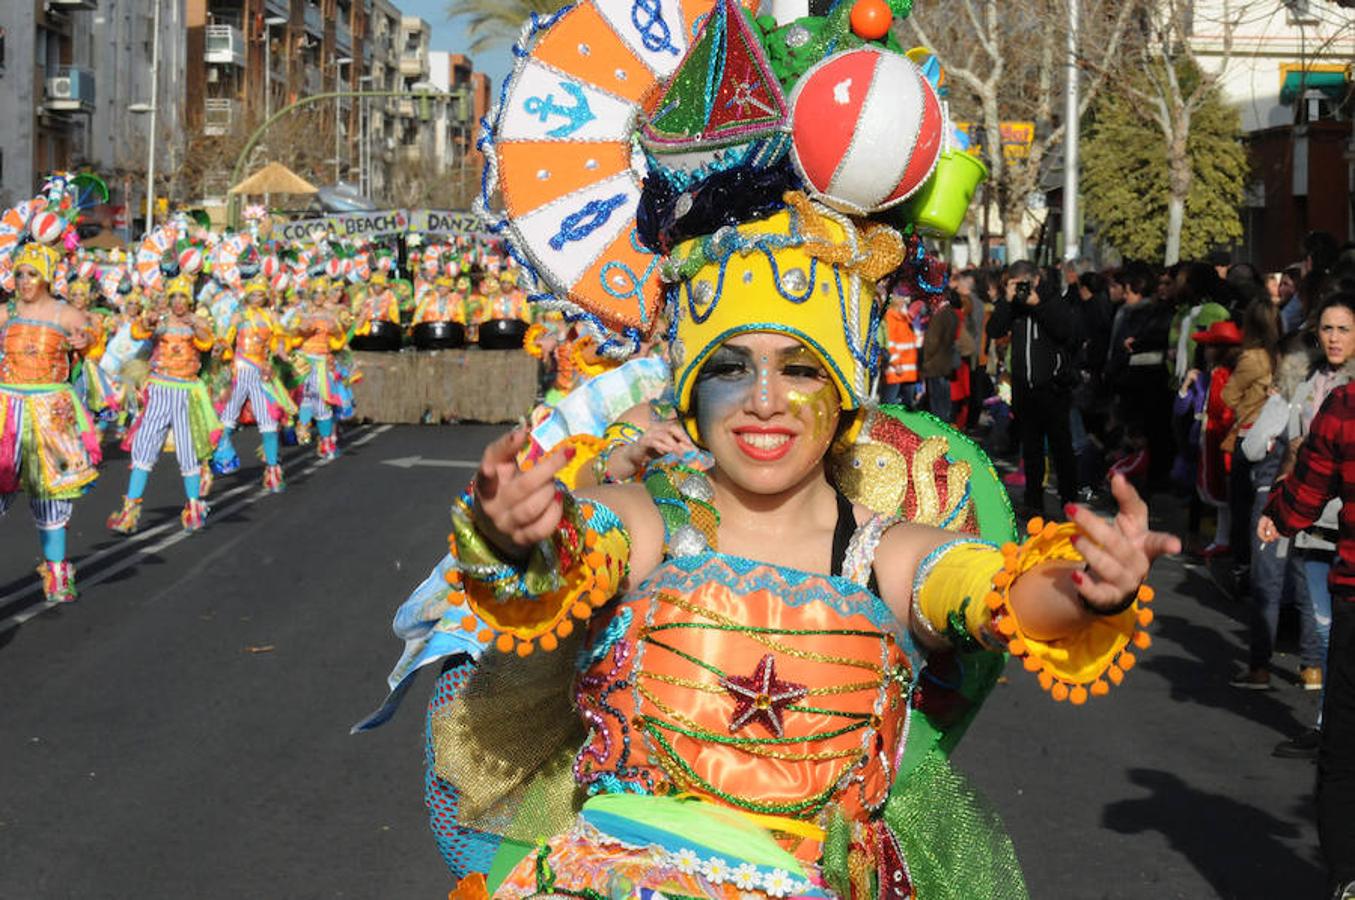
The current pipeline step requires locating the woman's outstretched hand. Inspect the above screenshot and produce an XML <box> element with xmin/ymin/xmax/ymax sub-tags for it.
<box><xmin>471</xmin><ymin>429</ymin><xmax>574</xmax><ymax>557</ymax></box>
<box><xmin>1065</xmin><ymin>473</ymin><xmax>1182</xmax><ymax>613</ymax></box>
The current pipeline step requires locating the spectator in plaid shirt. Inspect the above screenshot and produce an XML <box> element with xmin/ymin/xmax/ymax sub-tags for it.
<box><xmin>1259</xmin><ymin>381</ymin><xmax>1355</xmax><ymax>898</ymax></box>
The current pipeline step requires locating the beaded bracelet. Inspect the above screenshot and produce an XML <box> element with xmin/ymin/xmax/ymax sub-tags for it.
<box><xmin>985</xmin><ymin>517</ymin><xmax>1154</xmax><ymax>705</ymax></box>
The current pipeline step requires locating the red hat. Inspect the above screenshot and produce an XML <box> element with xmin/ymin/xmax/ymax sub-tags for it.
<box><xmin>1192</xmin><ymin>320</ymin><xmax>1243</xmax><ymax>345</ymax></box>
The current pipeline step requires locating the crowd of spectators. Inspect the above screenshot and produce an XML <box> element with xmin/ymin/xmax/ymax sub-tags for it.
<box><xmin>880</xmin><ymin>231</ymin><xmax>1353</xmax><ymax>748</ymax></box>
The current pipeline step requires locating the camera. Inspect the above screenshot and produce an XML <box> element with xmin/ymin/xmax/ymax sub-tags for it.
<box><xmin>1011</xmin><ymin>280</ymin><xmax>1033</xmax><ymax>314</ymax></box>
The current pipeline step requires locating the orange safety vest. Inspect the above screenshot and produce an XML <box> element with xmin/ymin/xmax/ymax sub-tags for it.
<box><xmin>883</xmin><ymin>308</ymin><xmax>919</xmax><ymax>385</ymax></box>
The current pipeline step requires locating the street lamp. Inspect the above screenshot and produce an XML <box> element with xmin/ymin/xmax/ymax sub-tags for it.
<box><xmin>263</xmin><ymin>16</ymin><xmax>288</xmax><ymax>122</ymax></box>
<box><xmin>358</xmin><ymin>74</ymin><xmax>374</xmax><ymax>198</ymax></box>
<box><xmin>333</xmin><ymin>57</ymin><xmax>354</xmax><ymax>184</ymax></box>
<box><xmin>128</xmin><ymin>102</ymin><xmax>155</xmax><ymax>235</ymax></box>
<box><xmin>135</xmin><ymin>0</ymin><xmax>162</xmax><ymax>234</ymax></box>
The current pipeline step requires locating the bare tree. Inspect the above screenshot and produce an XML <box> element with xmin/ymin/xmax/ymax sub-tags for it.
<box><xmin>172</xmin><ymin>107</ymin><xmax>337</xmax><ymax>209</ymax></box>
<box><xmin>1086</xmin><ymin>0</ymin><xmax>1241</xmax><ymax>264</ymax></box>
<box><xmin>905</xmin><ymin>0</ymin><xmax>1140</xmax><ymax>260</ymax></box>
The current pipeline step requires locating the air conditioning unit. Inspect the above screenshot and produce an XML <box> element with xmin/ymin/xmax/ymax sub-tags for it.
<box><xmin>207</xmin><ymin>67</ymin><xmax>220</xmax><ymax>84</ymax></box>
<box><xmin>45</xmin><ymin>69</ymin><xmax>95</xmax><ymax>112</ymax></box>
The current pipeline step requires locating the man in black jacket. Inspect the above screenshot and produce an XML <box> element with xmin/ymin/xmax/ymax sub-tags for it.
<box><xmin>987</xmin><ymin>260</ymin><xmax>1080</xmax><ymax>518</ymax></box>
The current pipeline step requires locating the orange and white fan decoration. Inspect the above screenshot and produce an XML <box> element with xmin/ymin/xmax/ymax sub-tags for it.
<box><xmin>212</xmin><ymin>233</ymin><xmax>254</xmax><ymax>291</ymax></box>
<box><xmin>477</xmin><ymin>0</ymin><xmax>717</xmax><ymax>356</ymax></box>
<box><xmin>135</xmin><ymin>221</ymin><xmax>182</xmax><ymax>294</ymax></box>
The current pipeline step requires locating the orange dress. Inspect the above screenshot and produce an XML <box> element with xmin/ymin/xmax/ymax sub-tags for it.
<box><xmin>0</xmin><ymin>313</ymin><xmax>101</xmax><ymax>498</ymax></box>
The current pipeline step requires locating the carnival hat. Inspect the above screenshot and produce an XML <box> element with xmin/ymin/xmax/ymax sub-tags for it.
<box><xmin>14</xmin><ymin>243</ymin><xmax>62</xmax><ymax>283</ymax></box>
<box><xmin>1191</xmin><ymin>320</ymin><xmax>1243</xmax><ymax>345</ymax></box>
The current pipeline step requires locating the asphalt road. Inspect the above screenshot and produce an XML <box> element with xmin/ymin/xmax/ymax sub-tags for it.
<box><xmin>0</xmin><ymin>425</ymin><xmax>1326</xmax><ymax>899</ymax></box>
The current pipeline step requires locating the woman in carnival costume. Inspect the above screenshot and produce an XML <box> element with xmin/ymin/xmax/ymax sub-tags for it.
<box><xmin>0</xmin><ymin>242</ymin><xmax>100</xmax><ymax>602</ymax></box>
<box><xmin>66</xmin><ymin>278</ymin><xmax>123</xmax><ymax>431</ymax></box>
<box><xmin>107</xmin><ymin>274</ymin><xmax>222</xmax><ymax>534</ymax></box>
<box><xmin>291</xmin><ymin>279</ymin><xmax>352</xmax><ymax>460</ymax></box>
<box><xmin>211</xmin><ymin>276</ymin><xmax>296</xmax><ymax>491</ymax></box>
<box><xmin>359</xmin><ymin>1</ymin><xmax>1182</xmax><ymax>898</ymax></box>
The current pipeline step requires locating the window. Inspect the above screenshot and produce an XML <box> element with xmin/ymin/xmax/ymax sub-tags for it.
<box><xmin>1286</xmin><ymin>0</ymin><xmax>1319</xmax><ymax>25</ymax></box>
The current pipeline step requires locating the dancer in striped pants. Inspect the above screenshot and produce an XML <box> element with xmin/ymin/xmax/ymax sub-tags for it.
<box><xmin>211</xmin><ymin>278</ymin><xmax>294</xmax><ymax>492</ymax></box>
<box><xmin>293</xmin><ymin>283</ymin><xmax>351</xmax><ymax>460</ymax></box>
<box><xmin>108</xmin><ymin>275</ymin><xmax>221</xmax><ymax>534</ymax></box>
<box><xmin>0</xmin><ymin>243</ymin><xmax>100</xmax><ymax>603</ymax></box>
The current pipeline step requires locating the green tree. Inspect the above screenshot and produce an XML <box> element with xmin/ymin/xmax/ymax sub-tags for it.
<box><xmin>445</xmin><ymin>0</ymin><xmax>572</xmax><ymax>54</ymax></box>
<box><xmin>1082</xmin><ymin>60</ymin><xmax>1247</xmax><ymax>264</ymax></box>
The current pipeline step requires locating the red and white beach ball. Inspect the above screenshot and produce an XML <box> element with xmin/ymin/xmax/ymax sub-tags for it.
<box><xmin>178</xmin><ymin>246</ymin><xmax>204</xmax><ymax>274</ymax></box>
<box><xmin>788</xmin><ymin>47</ymin><xmax>945</xmax><ymax>216</ymax></box>
<box><xmin>325</xmin><ymin>257</ymin><xmax>343</xmax><ymax>279</ymax></box>
<box><xmin>271</xmin><ymin>272</ymin><xmax>290</xmax><ymax>293</ymax></box>
<box><xmin>30</xmin><ymin>210</ymin><xmax>66</xmax><ymax>244</ymax></box>
<box><xmin>260</xmin><ymin>255</ymin><xmax>280</xmax><ymax>279</ymax></box>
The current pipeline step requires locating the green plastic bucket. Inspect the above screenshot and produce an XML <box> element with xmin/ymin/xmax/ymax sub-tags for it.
<box><xmin>902</xmin><ymin>150</ymin><xmax>989</xmax><ymax>238</ymax></box>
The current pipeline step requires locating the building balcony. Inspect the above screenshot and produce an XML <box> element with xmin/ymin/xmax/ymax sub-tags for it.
<box><xmin>205</xmin><ymin>24</ymin><xmax>245</xmax><ymax>66</ymax></box>
<box><xmin>44</xmin><ymin>68</ymin><xmax>96</xmax><ymax>113</ymax></box>
<box><xmin>48</xmin><ymin>0</ymin><xmax>98</xmax><ymax>10</ymax></box>
<box><xmin>264</xmin><ymin>0</ymin><xmax>290</xmax><ymax>18</ymax></box>
<box><xmin>336</xmin><ymin>20</ymin><xmax>353</xmax><ymax>53</ymax></box>
<box><xmin>304</xmin><ymin>3</ymin><xmax>324</xmax><ymax>37</ymax></box>
<box><xmin>304</xmin><ymin>68</ymin><xmax>323</xmax><ymax>95</ymax></box>
<box><xmin>204</xmin><ymin>98</ymin><xmax>236</xmax><ymax>136</ymax></box>
<box><xmin>399</xmin><ymin>54</ymin><xmax>427</xmax><ymax>79</ymax></box>
<box><xmin>395</xmin><ymin>97</ymin><xmax>416</xmax><ymax>118</ymax></box>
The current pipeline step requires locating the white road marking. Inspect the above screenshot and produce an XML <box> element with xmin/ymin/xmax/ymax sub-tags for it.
<box><xmin>380</xmin><ymin>455</ymin><xmax>479</xmax><ymax>470</ymax></box>
<box><xmin>0</xmin><ymin>424</ymin><xmax>392</xmax><ymax>632</ymax></box>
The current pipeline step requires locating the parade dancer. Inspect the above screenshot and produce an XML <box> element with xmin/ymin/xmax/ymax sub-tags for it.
<box><xmin>356</xmin><ymin>3</ymin><xmax>1187</xmax><ymax>897</ymax></box>
<box><xmin>212</xmin><ymin>277</ymin><xmax>293</xmax><ymax>492</ymax></box>
<box><xmin>107</xmin><ymin>275</ymin><xmax>222</xmax><ymax>534</ymax></box>
<box><xmin>293</xmin><ymin>287</ymin><xmax>350</xmax><ymax>460</ymax></box>
<box><xmin>410</xmin><ymin>276</ymin><xmax>465</xmax><ymax>326</ymax></box>
<box><xmin>0</xmin><ymin>243</ymin><xmax>100</xmax><ymax>602</ymax></box>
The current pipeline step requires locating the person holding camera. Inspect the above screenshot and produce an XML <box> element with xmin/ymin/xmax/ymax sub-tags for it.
<box><xmin>986</xmin><ymin>260</ymin><xmax>1080</xmax><ymax>518</ymax></box>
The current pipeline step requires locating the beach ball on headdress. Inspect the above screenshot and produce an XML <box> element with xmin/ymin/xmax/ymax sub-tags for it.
<box><xmin>178</xmin><ymin>245</ymin><xmax>204</xmax><ymax>275</ymax></box>
<box><xmin>260</xmin><ymin>254</ymin><xmax>281</xmax><ymax>280</ymax></box>
<box><xmin>78</xmin><ymin>259</ymin><xmax>98</xmax><ymax>282</ymax></box>
<box><xmin>29</xmin><ymin>210</ymin><xmax>67</xmax><ymax>244</ymax></box>
<box><xmin>271</xmin><ymin>271</ymin><xmax>290</xmax><ymax>293</ymax></box>
<box><xmin>325</xmin><ymin>257</ymin><xmax>343</xmax><ymax>279</ymax></box>
<box><xmin>788</xmin><ymin>47</ymin><xmax>945</xmax><ymax>216</ymax></box>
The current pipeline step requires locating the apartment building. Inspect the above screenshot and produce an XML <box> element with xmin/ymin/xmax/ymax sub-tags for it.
<box><xmin>1</xmin><ymin>0</ymin><xmax>493</xmax><ymax>220</ymax></box>
<box><xmin>1189</xmin><ymin>0</ymin><xmax>1355</xmax><ymax>267</ymax></box>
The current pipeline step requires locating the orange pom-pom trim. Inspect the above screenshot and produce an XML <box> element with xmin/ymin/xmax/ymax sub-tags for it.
<box><xmin>496</xmin><ymin>633</ymin><xmax>516</xmax><ymax>654</ymax></box>
<box><xmin>985</xmin><ymin>517</ymin><xmax>1155</xmax><ymax>707</ymax></box>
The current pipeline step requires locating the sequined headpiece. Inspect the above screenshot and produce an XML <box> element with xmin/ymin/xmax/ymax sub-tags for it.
<box><xmin>166</xmin><ymin>274</ymin><xmax>195</xmax><ymax>299</ymax></box>
<box><xmin>477</xmin><ymin>0</ymin><xmax>981</xmax><ymax>403</ymax></box>
<box><xmin>15</xmin><ymin>243</ymin><xmax>62</xmax><ymax>284</ymax></box>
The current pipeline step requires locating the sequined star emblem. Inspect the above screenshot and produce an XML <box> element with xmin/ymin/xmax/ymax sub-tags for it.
<box><xmin>720</xmin><ymin>654</ymin><xmax>808</xmax><ymax>737</ymax></box>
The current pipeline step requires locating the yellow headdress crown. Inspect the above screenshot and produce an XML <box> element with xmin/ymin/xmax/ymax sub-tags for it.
<box><xmin>14</xmin><ymin>243</ymin><xmax>62</xmax><ymax>284</ymax></box>
<box><xmin>244</xmin><ymin>277</ymin><xmax>269</xmax><ymax>295</ymax></box>
<box><xmin>666</xmin><ymin>192</ymin><xmax>904</xmax><ymax>417</ymax></box>
<box><xmin>166</xmin><ymin>274</ymin><xmax>194</xmax><ymax>299</ymax></box>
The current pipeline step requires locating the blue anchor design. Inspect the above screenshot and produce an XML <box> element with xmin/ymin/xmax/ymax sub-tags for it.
<box><xmin>631</xmin><ymin>0</ymin><xmax>679</xmax><ymax>56</ymax></box>
<box><xmin>523</xmin><ymin>82</ymin><xmax>596</xmax><ymax>138</ymax></box>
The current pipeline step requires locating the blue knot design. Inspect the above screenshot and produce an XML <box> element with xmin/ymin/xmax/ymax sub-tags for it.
<box><xmin>631</xmin><ymin>0</ymin><xmax>679</xmax><ymax>56</ymax></box>
<box><xmin>549</xmin><ymin>194</ymin><xmax>629</xmax><ymax>251</ymax></box>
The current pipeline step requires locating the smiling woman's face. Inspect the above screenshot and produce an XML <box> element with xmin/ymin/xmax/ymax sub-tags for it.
<box><xmin>693</xmin><ymin>332</ymin><xmax>841</xmax><ymax>496</ymax></box>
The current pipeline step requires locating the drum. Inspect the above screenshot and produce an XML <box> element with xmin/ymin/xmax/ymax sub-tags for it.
<box><xmin>478</xmin><ymin>318</ymin><xmax>528</xmax><ymax>350</ymax></box>
<box><xmin>412</xmin><ymin>321</ymin><xmax>466</xmax><ymax>350</ymax></box>
<box><xmin>351</xmin><ymin>319</ymin><xmax>402</xmax><ymax>352</ymax></box>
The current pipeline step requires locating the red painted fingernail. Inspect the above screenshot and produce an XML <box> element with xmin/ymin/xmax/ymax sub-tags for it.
<box><xmin>564</xmin><ymin>447</ymin><xmax>577</xmax><ymax>460</ymax></box>
<box><xmin>1069</xmin><ymin>533</ymin><xmax>1079</xmax><ymax>545</ymax></box>
<box><xmin>1064</xmin><ymin>503</ymin><xmax>1078</xmax><ymax>519</ymax></box>
<box><xmin>1070</xmin><ymin>571</ymin><xmax>1084</xmax><ymax>586</ymax></box>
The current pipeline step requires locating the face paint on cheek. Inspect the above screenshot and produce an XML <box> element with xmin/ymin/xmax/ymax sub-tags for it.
<box><xmin>695</xmin><ymin>368</ymin><xmax>755</xmax><ymax>440</ymax></box>
<box><xmin>786</xmin><ymin>382</ymin><xmax>839</xmax><ymax>443</ymax></box>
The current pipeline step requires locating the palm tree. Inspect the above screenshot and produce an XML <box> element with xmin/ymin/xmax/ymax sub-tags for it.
<box><xmin>446</xmin><ymin>0</ymin><xmax>572</xmax><ymax>54</ymax></box>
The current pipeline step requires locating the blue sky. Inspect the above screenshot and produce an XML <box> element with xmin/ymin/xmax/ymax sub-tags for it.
<box><xmin>396</xmin><ymin>0</ymin><xmax>516</xmax><ymax>96</ymax></box>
